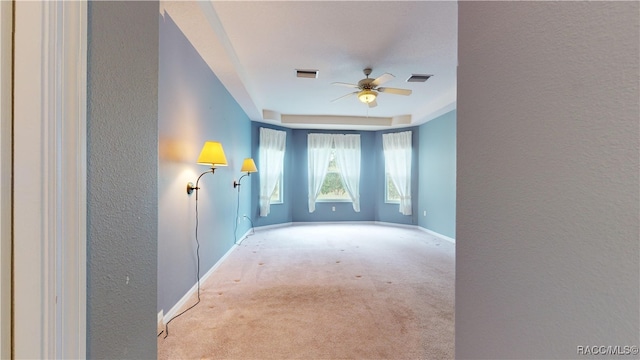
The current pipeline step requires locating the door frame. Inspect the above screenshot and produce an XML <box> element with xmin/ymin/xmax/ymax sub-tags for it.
<box><xmin>0</xmin><ymin>1</ymin><xmax>12</xmax><ymax>358</ymax></box>
<box><xmin>12</xmin><ymin>1</ymin><xmax>87</xmax><ymax>358</ymax></box>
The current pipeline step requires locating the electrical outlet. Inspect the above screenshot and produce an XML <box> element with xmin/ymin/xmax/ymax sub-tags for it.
<box><xmin>423</xmin><ymin>210</ymin><xmax>427</xmax><ymax>217</ymax></box>
<box><xmin>332</xmin><ymin>206</ymin><xmax>336</xmax><ymax>212</ymax></box>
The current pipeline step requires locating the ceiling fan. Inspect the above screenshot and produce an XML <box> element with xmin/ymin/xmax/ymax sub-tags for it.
<box><xmin>331</xmin><ymin>68</ymin><xmax>412</xmax><ymax>108</ymax></box>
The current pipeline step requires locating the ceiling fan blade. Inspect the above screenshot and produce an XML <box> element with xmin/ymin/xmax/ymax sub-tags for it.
<box><xmin>367</xmin><ymin>100</ymin><xmax>378</xmax><ymax>108</ymax></box>
<box><xmin>331</xmin><ymin>82</ymin><xmax>359</xmax><ymax>88</ymax></box>
<box><xmin>330</xmin><ymin>91</ymin><xmax>357</xmax><ymax>102</ymax></box>
<box><xmin>377</xmin><ymin>87</ymin><xmax>412</xmax><ymax>96</ymax></box>
<box><xmin>371</xmin><ymin>73</ymin><xmax>394</xmax><ymax>87</ymax></box>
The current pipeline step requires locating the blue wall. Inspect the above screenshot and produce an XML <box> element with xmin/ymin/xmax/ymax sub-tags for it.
<box><xmin>157</xmin><ymin>13</ymin><xmax>253</xmax><ymax>313</ymax></box>
<box><xmin>249</xmin><ymin>127</ymin><xmax>425</xmax><ymax>224</ymax></box>
<box><xmin>250</xmin><ymin>122</ymin><xmax>293</xmax><ymax>227</ymax></box>
<box><xmin>375</xmin><ymin>128</ymin><xmax>420</xmax><ymax>225</ymax></box>
<box><xmin>418</xmin><ymin>110</ymin><xmax>456</xmax><ymax>238</ymax></box>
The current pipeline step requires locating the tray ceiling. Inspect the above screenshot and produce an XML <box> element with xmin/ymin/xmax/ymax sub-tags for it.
<box><xmin>161</xmin><ymin>1</ymin><xmax>458</xmax><ymax>130</ymax></box>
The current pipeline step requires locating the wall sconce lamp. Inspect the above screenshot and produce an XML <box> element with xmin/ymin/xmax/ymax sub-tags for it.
<box><xmin>233</xmin><ymin>158</ymin><xmax>258</xmax><ymax>188</ymax></box>
<box><xmin>233</xmin><ymin>158</ymin><xmax>257</xmax><ymax>245</ymax></box>
<box><xmin>186</xmin><ymin>141</ymin><xmax>228</xmax><ymax>196</ymax></box>
<box><xmin>165</xmin><ymin>141</ymin><xmax>227</xmax><ymax>338</ymax></box>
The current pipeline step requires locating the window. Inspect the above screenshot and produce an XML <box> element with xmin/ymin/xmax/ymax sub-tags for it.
<box><xmin>307</xmin><ymin>133</ymin><xmax>361</xmax><ymax>212</ymax></box>
<box><xmin>258</xmin><ymin>127</ymin><xmax>286</xmax><ymax>216</ymax></box>
<box><xmin>385</xmin><ymin>172</ymin><xmax>400</xmax><ymax>203</ymax></box>
<box><xmin>270</xmin><ymin>173</ymin><xmax>283</xmax><ymax>204</ymax></box>
<box><xmin>317</xmin><ymin>147</ymin><xmax>350</xmax><ymax>201</ymax></box>
<box><xmin>382</xmin><ymin>131</ymin><xmax>412</xmax><ymax>215</ymax></box>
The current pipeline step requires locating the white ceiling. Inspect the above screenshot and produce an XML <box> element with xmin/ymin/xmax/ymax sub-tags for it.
<box><xmin>161</xmin><ymin>1</ymin><xmax>458</xmax><ymax>130</ymax></box>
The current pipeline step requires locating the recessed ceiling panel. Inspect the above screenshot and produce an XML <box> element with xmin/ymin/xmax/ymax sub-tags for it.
<box><xmin>172</xmin><ymin>1</ymin><xmax>458</xmax><ymax>129</ymax></box>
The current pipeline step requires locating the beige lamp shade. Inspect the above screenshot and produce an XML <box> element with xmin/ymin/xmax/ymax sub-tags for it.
<box><xmin>240</xmin><ymin>158</ymin><xmax>258</xmax><ymax>173</ymax></box>
<box><xmin>196</xmin><ymin>141</ymin><xmax>228</xmax><ymax>167</ymax></box>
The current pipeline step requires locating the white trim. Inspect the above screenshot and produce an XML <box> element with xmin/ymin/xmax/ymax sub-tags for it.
<box><xmin>373</xmin><ymin>221</ymin><xmax>415</xmax><ymax>229</ymax></box>
<box><xmin>254</xmin><ymin>221</ymin><xmax>455</xmax><ymax>242</ymax></box>
<box><xmin>162</xmin><ymin>242</ymin><xmax>239</xmax><ymax>324</ymax></box>
<box><xmin>254</xmin><ymin>222</ymin><xmax>293</xmax><ymax>231</ymax></box>
<box><xmin>315</xmin><ymin>199</ymin><xmax>353</xmax><ymax>203</ymax></box>
<box><xmin>255</xmin><ymin>221</ymin><xmax>431</xmax><ymax>230</ymax></box>
<box><xmin>294</xmin><ymin>221</ymin><xmax>376</xmax><ymax>226</ymax></box>
<box><xmin>157</xmin><ymin>310</ymin><xmax>164</xmax><ymax>334</ymax></box>
<box><xmin>14</xmin><ymin>3</ymin><xmax>52</xmax><ymax>357</ymax></box>
<box><xmin>13</xmin><ymin>2</ymin><xmax>87</xmax><ymax>358</ymax></box>
<box><xmin>0</xmin><ymin>1</ymin><xmax>12</xmax><ymax>358</ymax></box>
<box><xmin>236</xmin><ymin>228</ymin><xmax>254</xmax><ymax>245</ymax></box>
<box><xmin>58</xmin><ymin>3</ymin><xmax>88</xmax><ymax>357</ymax></box>
<box><xmin>256</xmin><ymin>221</ymin><xmax>455</xmax><ymax>244</ymax></box>
<box><xmin>417</xmin><ymin>226</ymin><xmax>456</xmax><ymax>244</ymax></box>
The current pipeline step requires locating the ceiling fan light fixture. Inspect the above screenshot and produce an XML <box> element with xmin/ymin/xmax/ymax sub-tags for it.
<box><xmin>358</xmin><ymin>90</ymin><xmax>377</xmax><ymax>104</ymax></box>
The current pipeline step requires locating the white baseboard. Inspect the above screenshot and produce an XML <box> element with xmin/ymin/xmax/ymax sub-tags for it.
<box><xmin>293</xmin><ymin>221</ymin><xmax>376</xmax><ymax>226</ymax></box>
<box><xmin>418</xmin><ymin>227</ymin><xmax>456</xmax><ymax>244</ymax></box>
<box><xmin>236</xmin><ymin>227</ymin><xmax>253</xmax><ymax>245</ymax></box>
<box><xmin>162</xmin><ymin>241</ymin><xmax>239</xmax><ymax>324</ymax></box>
<box><xmin>374</xmin><ymin>222</ymin><xmax>456</xmax><ymax>244</ymax></box>
<box><xmin>254</xmin><ymin>222</ymin><xmax>292</xmax><ymax>231</ymax></box>
<box><xmin>374</xmin><ymin>221</ymin><xmax>416</xmax><ymax>230</ymax></box>
<box><xmin>157</xmin><ymin>310</ymin><xmax>164</xmax><ymax>333</ymax></box>
<box><xmin>252</xmin><ymin>220</ymin><xmax>455</xmax><ymax>246</ymax></box>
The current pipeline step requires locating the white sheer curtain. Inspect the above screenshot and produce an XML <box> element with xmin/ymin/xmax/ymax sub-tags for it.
<box><xmin>258</xmin><ymin>127</ymin><xmax>286</xmax><ymax>217</ymax></box>
<box><xmin>307</xmin><ymin>133</ymin><xmax>333</xmax><ymax>212</ymax></box>
<box><xmin>383</xmin><ymin>131</ymin><xmax>412</xmax><ymax>215</ymax></box>
<box><xmin>333</xmin><ymin>134</ymin><xmax>361</xmax><ymax>212</ymax></box>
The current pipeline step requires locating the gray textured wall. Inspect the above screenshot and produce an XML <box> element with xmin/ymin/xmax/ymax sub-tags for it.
<box><xmin>457</xmin><ymin>2</ymin><xmax>639</xmax><ymax>358</ymax></box>
<box><xmin>87</xmin><ymin>1</ymin><xmax>158</xmax><ymax>358</ymax></box>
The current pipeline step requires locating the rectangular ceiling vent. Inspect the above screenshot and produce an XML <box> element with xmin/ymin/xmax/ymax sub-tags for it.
<box><xmin>296</xmin><ymin>69</ymin><xmax>319</xmax><ymax>79</ymax></box>
<box><xmin>406</xmin><ymin>74</ymin><xmax>433</xmax><ymax>83</ymax></box>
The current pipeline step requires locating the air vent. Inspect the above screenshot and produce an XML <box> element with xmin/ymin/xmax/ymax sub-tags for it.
<box><xmin>406</xmin><ymin>74</ymin><xmax>433</xmax><ymax>83</ymax></box>
<box><xmin>296</xmin><ymin>69</ymin><xmax>319</xmax><ymax>79</ymax></box>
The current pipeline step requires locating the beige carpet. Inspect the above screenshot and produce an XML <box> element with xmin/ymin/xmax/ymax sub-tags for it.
<box><xmin>158</xmin><ymin>223</ymin><xmax>455</xmax><ymax>359</ymax></box>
